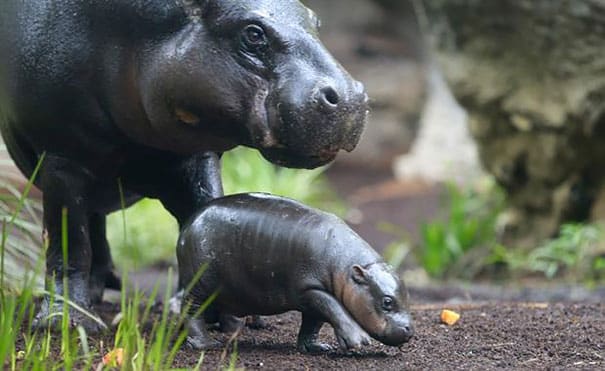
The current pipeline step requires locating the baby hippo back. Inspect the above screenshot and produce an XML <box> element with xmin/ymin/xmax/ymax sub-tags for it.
<box><xmin>177</xmin><ymin>193</ymin><xmax>378</xmax><ymax>316</ymax></box>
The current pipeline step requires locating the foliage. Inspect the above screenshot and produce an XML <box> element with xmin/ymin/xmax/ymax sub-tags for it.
<box><xmin>107</xmin><ymin>146</ymin><xmax>342</xmax><ymax>270</ymax></box>
<box><xmin>491</xmin><ymin>223</ymin><xmax>605</xmax><ymax>282</ymax></box>
<box><xmin>406</xmin><ymin>178</ymin><xmax>605</xmax><ymax>283</ymax></box>
<box><xmin>378</xmin><ymin>222</ymin><xmax>412</xmax><ymax>271</ymax></box>
<box><xmin>222</xmin><ymin>147</ymin><xmax>337</xmax><ymax>207</ymax></box>
<box><xmin>106</xmin><ymin>199</ymin><xmax>179</xmax><ymax>271</ymax></box>
<box><xmin>0</xmin><ymin>270</ymin><xmax>210</xmax><ymax>370</ymax></box>
<box><xmin>417</xmin><ymin>179</ymin><xmax>505</xmax><ymax>279</ymax></box>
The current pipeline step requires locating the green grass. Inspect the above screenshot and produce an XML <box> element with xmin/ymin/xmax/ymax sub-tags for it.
<box><xmin>0</xmin><ymin>164</ymin><xmax>226</xmax><ymax>370</ymax></box>
<box><xmin>0</xmin><ymin>269</ymin><xmax>210</xmax><ymax>370</ymax></box>
<box><xmin>0</xmin><ymin>267</ymin><xmax>236</xmax><ymax>370</ymax></box>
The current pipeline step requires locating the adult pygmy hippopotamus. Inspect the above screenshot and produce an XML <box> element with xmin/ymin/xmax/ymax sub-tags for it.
<box><xmin>178</xmin><ymin>193</ymin><xmax>414</xmax><ymax>352</ymax></box>
<box><xmin>0</xmin><ymin>1</ymin><xmax>368</xmax><ymax>330</ymax></box>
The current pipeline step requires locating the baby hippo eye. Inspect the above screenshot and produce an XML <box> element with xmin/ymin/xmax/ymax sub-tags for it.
<box><xmin>242</xmin><ymin>24</ymin><xmax>267</xmax><ymax>47</ymax></box>
<box><xmin>381</xmin><ymin>296</ymin><xmax>394</xmax><ymax>311</ymax></box>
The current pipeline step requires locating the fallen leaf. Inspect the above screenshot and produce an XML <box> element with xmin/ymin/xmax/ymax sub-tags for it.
<box><xmin>102</xmin><ymin>348</ymin><xmax>124</xmax><ymax>367</ymax></box>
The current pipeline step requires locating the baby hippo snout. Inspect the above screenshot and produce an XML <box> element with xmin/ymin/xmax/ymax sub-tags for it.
<box><xmin>381</xmin><ymin>314</ymin><xmax>415</xmax><ymax>346</ymax></box>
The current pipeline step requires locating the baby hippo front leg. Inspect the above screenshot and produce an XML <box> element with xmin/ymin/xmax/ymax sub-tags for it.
<box><xmin>299</xmin><ymin>289</ymin><xmax>371</xmax><ymax>352</ymax></box>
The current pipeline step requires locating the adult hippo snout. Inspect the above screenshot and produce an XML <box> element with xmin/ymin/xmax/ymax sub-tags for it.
<box><xmin>260</xmin><ymin>41</ymin><xmax>369</xmax><ymax>169</ymax></box>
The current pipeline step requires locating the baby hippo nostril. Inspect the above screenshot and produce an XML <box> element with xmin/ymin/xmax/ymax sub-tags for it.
<box><xmin>319</xmin><ymin>86</ymin><xmax>340</xmax><ymax>108</ymax></box>
<box><xmin>403</xmin><ymin>324</ymin><xmax>414</xmax><ymax>339</ymax></box>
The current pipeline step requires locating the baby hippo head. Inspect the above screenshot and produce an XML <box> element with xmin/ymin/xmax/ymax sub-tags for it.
<box><xmin>343</xmin><ymin>263</ymin><xmax>414</xmax><ymax>346</ymax></box>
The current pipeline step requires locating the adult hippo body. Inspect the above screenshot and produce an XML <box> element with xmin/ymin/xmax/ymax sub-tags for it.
<box><xmin>0</xmin><ymin>0</ymin><xmax>367</xmax><ymax>330</ymax></box>
<box><xmin>178</xmin><ymin>193</ymin><xmax>414</xmax><ymax>352</ymax></box>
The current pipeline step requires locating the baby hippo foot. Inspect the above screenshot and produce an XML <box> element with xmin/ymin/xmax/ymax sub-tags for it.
<box><xmin>335</xmin><ymin>323</ymin><xmax>371</xmax><ymax>351</ymax></box>
<box><xmin>32</xmin><ymin>297</ymin><xmax>107</xmax><ymax>334</ymax></box>
<box><xmin>185</xmin><ymin>335</ymin><xmax>222</xmax><ymax>350</ymax></box>
<box><xmin>297</xmin><ymin>315</ymin><xmax>334</xmax><ymax>353</ymax></box>
<box><xmin>297</xmin><ymin>339</ymin><xmax>334</xmax><ymax>354</ymax></box>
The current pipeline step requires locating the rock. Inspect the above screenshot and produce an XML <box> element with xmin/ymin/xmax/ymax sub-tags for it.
<box><xmin>423</xmin><ymin>0</ymin><xmax>605</xmax><ymax>246</ymax></box>
<box><xmin>394</xmin><ymin>67</ymin><xmax>484</xmax><ymax>185</ymax></box>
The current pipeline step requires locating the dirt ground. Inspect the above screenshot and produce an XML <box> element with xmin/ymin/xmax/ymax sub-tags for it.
<box><xmin>180</xmin><ymin>302</ymin><xmax>605</xmax><ymax>370</ymax></box>
<box><xmin>88</xmin><ymin>299</ymin><xmax>605</xmax><ymax>370</ymax></box>
<box><xmin>10</xmin><ymin>168</ymin><xmax>605</xmax><ymax>370</ymax></box>
<box><xmin>102</xmin><ymin>168</ymin><xmax>603</xmax><ymax>370</ymax></box>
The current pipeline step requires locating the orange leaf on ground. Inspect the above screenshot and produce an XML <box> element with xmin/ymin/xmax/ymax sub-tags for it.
<box><xmin>102</xmin><ymin>348</ymin><xmax>124</xmax><ymax>367</ymax></box>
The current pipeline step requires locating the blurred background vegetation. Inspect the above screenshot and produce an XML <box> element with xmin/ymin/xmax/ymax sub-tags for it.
<box><xmin>2</xmin><ymin>0</ymin><xmax>605</xmax><ymax>293</ymax></box>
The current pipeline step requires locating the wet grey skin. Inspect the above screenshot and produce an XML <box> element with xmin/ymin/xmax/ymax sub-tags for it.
<box><xmin>0</xmin><ymin>0</ymin><xmax>368</xmax><ymax>331</ymax></box>
<box><xmin>178</xmin><ymin>193</ymin><xmax>414</xmax><ymax>352</ymax></box>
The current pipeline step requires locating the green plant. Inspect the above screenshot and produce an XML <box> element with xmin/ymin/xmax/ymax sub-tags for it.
<box><xmin>417</xmin><ymin>179</ymin><xmax>505</xmax><ymax>278</ymax></box>
<box><xmin>0</xmin><ymin>175</ymin><xmax>218</xmax><ymax>370</ymax></box>
<box><xmin>221</xmin><ymin>147</ymin><xmax>337</xmax><ymax>208</ymax></box>
<box><xmin>491</xmin><ymin>223</ymin><xmax>605</xmax><ymax>281</ymax></box>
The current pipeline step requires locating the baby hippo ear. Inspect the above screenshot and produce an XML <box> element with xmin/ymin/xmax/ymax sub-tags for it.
<box><xmin>352</xmin><ymin>265</ymin><xmax>369</xmax><ymax>285</ymax></box>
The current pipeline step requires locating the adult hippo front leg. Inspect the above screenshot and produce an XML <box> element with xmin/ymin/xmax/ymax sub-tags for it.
<box><xmin>89</xmin><ymin>213</ymin><xmax>121</xmax><ymax>304</ymax></box>
<box><xmin>33</xmin><ymin>155</ymin><xmax>106</xmax><ymax>332</ymax></box>
<box><xmin>152</xmin><ymin>151</ymin><xmax>224</xmax><ymax>226</ymax></box>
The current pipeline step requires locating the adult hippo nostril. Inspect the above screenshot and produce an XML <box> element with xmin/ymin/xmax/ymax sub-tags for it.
<box><xmin>319</xmin><ymin>86</ymin><xmax>340</xmax><ymax>108</ymax></box>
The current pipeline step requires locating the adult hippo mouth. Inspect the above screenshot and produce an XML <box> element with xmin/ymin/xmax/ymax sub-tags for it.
<box><xmin>258</xmin><ymin>147</ymin><xmax>339</xmax><ymax>169</ymax></box>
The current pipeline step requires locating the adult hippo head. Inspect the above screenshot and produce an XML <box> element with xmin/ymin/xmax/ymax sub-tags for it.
<box><xmin>139</xmin><ymin>0</ymin><xmax>368</xmax><ymax>169</ymax></box>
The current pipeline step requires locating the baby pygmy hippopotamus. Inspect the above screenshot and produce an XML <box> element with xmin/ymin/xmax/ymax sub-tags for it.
<box><xmin>177</xmin><ymin>193</ymin><xmax>414</xmax><ymax>352</ymax></box>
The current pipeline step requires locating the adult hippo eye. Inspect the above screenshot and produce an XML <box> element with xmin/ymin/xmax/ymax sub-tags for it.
<box><xmin>382</xmin><ymin>296</ymin><xmax>395</xmax><ymax>312</ymax></box>
<box><xmin>241</xmin><ymin>24</ymin><xmax>267</xmax><ymax>49</ymax></box>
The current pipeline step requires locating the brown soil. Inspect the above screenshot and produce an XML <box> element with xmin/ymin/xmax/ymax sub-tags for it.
<box><xmin>106</xmin><ymin>167</ymin><xmax>602</xmax><ymax>370</ymax></box>
<box><xmin>90</xmin><ymin>300</ymin><xmax>605</xmax><ymax>370</ymax></box>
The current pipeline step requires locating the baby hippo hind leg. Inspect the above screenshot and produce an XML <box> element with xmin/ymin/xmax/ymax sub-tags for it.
<box><xmin>185</xmin><ymin>316</ymin><xmax>221</xmax><ymax>350</ymax></box>
<box><xmin>221</xmin><ymin>315</ymin><xmax>268</xmax><ymax>332</ymax></box>
<box><xmin>183</xmin><ymin>298</ymin><xmax>221</xmax><ymax>350</ymax></box>
<box><xmin>297</xmin><ymin>313</ymin><xmax>333</xmax><ymax>353</ymax></box>
<box><xmin>246</xmin><ymin>315</ymin><xmax>269</xmax><ymax>329</ymax></box>
<box><xmin>219</xmin><ymin>313</ymin><xmax>245</xmax><ymax>333</ymax></box>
